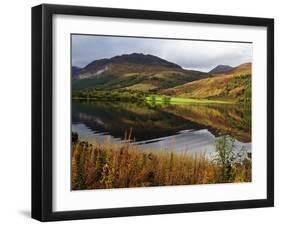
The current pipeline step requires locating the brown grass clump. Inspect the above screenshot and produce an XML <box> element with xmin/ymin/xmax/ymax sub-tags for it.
<box><xmin>71</xmin><ymin>136</ymin><xmax>251</xmax><ymax>190</ymax></box>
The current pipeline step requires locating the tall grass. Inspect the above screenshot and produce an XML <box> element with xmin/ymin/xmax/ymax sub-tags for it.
<box><xmin>71</xmin><ymin>134</ymin><xmax>251</xmax><ymax>190</ymax></box>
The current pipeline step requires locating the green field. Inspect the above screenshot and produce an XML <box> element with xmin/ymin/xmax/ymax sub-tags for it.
<box><xmin>145</xmin><ymin>95</ymin><xmax>234</xmax><ymax>104</ymax></box>
<box><xmin>72</xmin><ymin>89</ymin><xmax>235</xmax><ymax>105</ymax></box>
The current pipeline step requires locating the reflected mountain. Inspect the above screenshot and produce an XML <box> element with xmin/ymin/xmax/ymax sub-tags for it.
<box><xmin>72</xmin><ymin>100</ymin><xmax>251</xmax><ymax>146</ymax></box>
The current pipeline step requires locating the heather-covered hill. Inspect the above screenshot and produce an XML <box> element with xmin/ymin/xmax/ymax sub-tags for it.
<box><xmin>162</xmin><ymin>63</ymin><xmax>251</xmax><ymax>102</ymax></box>
<box><xmin>72</xmin><ymin>53</ymin><xmax>207</xmax><ymax>91</ymax></box>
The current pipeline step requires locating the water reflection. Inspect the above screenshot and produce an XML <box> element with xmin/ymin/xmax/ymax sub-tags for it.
<box><xmin>72</xmin><ymin>100</ymin><xmax>251</xmax><ymax>153</ymax></box>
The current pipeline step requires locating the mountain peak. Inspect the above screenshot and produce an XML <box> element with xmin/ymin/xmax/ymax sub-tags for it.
<box><xmin>209</xmin><ymin>65</ymin><xmax>233</xmax><ymax>74</ymax></box>
<box><xmin>83</xmin><ymin>53</ymin><xmax>182</xmax><ymax>73</ymax></box>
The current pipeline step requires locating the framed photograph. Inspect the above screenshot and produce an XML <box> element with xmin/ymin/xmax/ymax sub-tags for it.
<box><xmin>32</xmin><ymin>4</ymin><xmax>274</xmax><ymax>221</ymax></box>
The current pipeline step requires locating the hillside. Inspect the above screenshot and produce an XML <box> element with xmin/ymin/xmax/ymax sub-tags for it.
<box><xmin>72</xmin><ymin>53</ymin><xmax>207</xmax><ymax>91</ymax></box>
<box><xmin>80</xmin><ymin>53</ymin><xmax>181</xmax><ymax>75</ymax></box>
<box><xmin>72</xmin><ymin>53</ymin><xmax>251</xmax><ymax>103</ymax></box>
<box><xmin>162</xmin><ymin>63</ymin><xmax>251</xmax><ymax>102</ymax></box>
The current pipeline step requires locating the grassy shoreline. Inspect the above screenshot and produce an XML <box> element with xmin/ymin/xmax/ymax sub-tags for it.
<box><xmin>72</xmin><ymin>95</ymin><xmax>234</xmax><ymax>105</ymax></box>
<box><xmin>71</xmin><ymin>136</ymin><xmax>251</xmax><ymax>190</ymax></box>
<box><xmin>145</xmin><ymin>95</ymin><xmax>234</xmax><ymax>104</ymax></box>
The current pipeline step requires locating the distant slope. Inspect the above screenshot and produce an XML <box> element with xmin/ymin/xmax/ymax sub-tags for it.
<box><xmin>209</xmin><ymin>65</ymin><xmax>233</xmax><ymax>74</ymax></box>
<box><xmin>72</xmin><ymin>53</ymin><xmax>207</xmax><ymax>91</ymax></box>
<box><xmin>72</xmin><ymin>66</ymin><xmax>82</xmax><ymax>79</ymax></box>
<box><xmin>162</xmin><ymin>63</ymin><xmax>251</xmax><ymax>102</ymax></box>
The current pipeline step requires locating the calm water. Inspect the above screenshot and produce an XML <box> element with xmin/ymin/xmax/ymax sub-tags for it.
<box><xmin>72</xmin><ymin>100</ymin><xmax>251</xmax><ymax>155</ymax></box>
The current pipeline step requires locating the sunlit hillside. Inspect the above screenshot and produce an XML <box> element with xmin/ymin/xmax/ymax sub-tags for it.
<box><xmin>162</xmin><ymin>63</ymin><xmax>251</xmax><ymax>102</ymax></box>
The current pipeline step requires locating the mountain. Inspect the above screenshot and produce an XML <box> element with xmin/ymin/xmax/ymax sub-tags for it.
<box><xmin>72</xmin><ymin>53</ymin><xmax>207</xmax><ymax>91</ymax></box>
<box><xmin>72</xmin><ymin>66</ymin><xmax>82</xmax><ymax>78</ymax></box>
<box><xmin>81</xmin><ymin>53</ymin><xmax>181</xmax><ymax>75</ymax></box>
<box><xmin>162</xmin><ymin>63</ymin><xmax>251</xmax><ymax>102</ymax></box>
<box><xmin>209</xmin><ymin>65</ymin><xmax>233</xmax><ymax>74</ymax></box>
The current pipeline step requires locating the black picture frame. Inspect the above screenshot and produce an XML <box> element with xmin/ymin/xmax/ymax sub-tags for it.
<box><xmin>32</xmin><ymin>3</ymin><xmax>274</xmax><ymax>222</ymax></box>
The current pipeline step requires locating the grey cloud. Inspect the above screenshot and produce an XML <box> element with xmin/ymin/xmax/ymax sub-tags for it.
<box><xmin>72</xmin><ymin>35</ymin><xmax>252</xmax><ymax>72</ymax></box>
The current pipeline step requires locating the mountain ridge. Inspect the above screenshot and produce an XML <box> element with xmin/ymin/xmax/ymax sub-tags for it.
<box><xmin>78</xmin><ymin>53</ymin><xmax>182</xmax><ymax>78</ymax></box>
<box><xmin>72</xmin><ymin>53</ymin><xmax>208</xmax><ymax>91</ymax></box>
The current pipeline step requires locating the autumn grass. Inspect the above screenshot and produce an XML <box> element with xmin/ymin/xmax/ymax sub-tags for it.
<box><xmin>71</xmin><ymin>136</ymin><xmax>251</xmax><ymax>190</ymax></box>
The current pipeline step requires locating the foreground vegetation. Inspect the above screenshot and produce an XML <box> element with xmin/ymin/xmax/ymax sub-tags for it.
<box><xmin>71</xmin><ymin>134</ymin><xmax>251</xmax><ymax>190</ymax></box>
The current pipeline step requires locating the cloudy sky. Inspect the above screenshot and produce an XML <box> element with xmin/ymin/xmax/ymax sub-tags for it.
<box><xmin>72</xmin><ymin>34</ymin><xmax>252</xmax><ymax>72</ymax></box>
